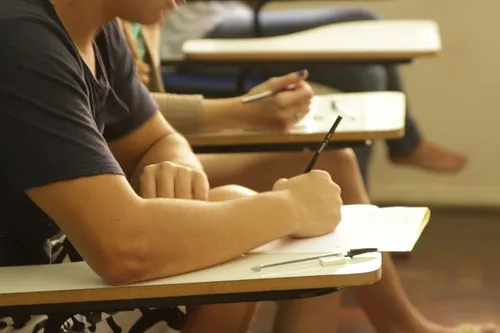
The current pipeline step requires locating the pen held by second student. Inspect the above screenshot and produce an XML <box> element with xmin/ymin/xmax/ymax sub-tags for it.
<box><xmin>241</xmin><ymin>69</ymin><xmax>308</xmax><ymax>104</ymax></box>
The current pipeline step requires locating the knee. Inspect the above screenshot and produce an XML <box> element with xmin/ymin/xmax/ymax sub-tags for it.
<box><xmin>326</xmin><ymin>148</ymin><xmax>360</xmax><ymax>171</ymax></box>
<box><xmin>327</xmin><ymin>62</ymin><xmax>388</xmax><ymax>92</ymax></box>
<box><xmin>359</xmin><ymin>65</ymin><xmax>388</xmax><ymax>91</ymax></box>
<box><xmin>209</xmin><ymin>184</ymin><xmax>257</xmax><ymax>202</ymax></box>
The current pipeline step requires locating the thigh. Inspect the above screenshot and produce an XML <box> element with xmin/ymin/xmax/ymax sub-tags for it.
<box><xmin>206</xmin><ymin>7</ymin><xmax>382</xmax><ymax>39</ymax></box>
<box><xmin>199</xmin><ymin>149</ymin><xmax>369</xmax><ymax>205</ymax></box>
<box><xmin>183</xmin><ymin>7</ymin><xmax>385</xmax><ymax>81</ymax></box>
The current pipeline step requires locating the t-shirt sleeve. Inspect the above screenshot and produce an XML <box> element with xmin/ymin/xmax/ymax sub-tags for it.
<box><xmin>101</xmin><ymin>21</ymin><xmax>160</xmax><ymax>141</ymax></box>
<box><xmin>0</xmin><ymin>19</ymin><xmax>123</xmax><ymax>193</ymax></box>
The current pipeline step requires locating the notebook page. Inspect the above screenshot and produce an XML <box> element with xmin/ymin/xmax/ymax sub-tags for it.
<box><xmin>251</xmin><ymin>205</ymin><xmax>430</xmax><ymax>254</ymax></box>
<box><xmin>377</xmin><ymin>206</ymin><xmax>431</xmax><ymax>251</ymax></box>
<box><xmin>252</xmin><ymin>205</ymin><xmax>379</xmax><ymax>254</ymax></box>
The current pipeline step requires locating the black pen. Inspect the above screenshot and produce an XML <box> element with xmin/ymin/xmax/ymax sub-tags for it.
<box><xmin>304</xmin><ymin>115</ymin><xmax>343</xmax><ymax>173</ymax></box>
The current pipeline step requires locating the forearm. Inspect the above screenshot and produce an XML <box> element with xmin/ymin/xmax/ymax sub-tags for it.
<box><xmin>40</xmin><ymin>173</ymin><xmax>300</xmax><ymax>286</ymax></box>
<box><xmin>130</xmin><ymin>133</ymin><xmax>202</xmax><ymax>190</ymax></box>
<box><xmin>153</xmin><ymin>92</ymin><xmax>251</xmax><ymax>133</ymax></box>
<box><xmin>201</xmin><ymin>97</ymin><xmax>251</xmax><ymax>132</ymax></box>
<box><xmin>152</xmin><ymin>92</ymin><xmax>204</xmax><ymax>134</ymax></box>
<box><xmin>117</xmin><ymin>191</ymin><xmax>299</xmax><ymax>284</ymax></box>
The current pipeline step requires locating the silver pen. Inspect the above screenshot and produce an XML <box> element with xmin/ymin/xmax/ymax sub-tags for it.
<box><xmin>251</xmin><ymin>248</ymin><xmax>378</xmax><ymax>272</ymax></box>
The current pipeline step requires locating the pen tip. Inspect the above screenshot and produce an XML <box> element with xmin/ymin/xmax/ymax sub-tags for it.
<box><xmin>296</xmin><ymin>69</ymin><xmax>307</xmax><ymax>78</ymax></box>
<box><xmin>251</xmin><ymin>266</ymin><xmax>262</xmax><ymax>272</ymax></box>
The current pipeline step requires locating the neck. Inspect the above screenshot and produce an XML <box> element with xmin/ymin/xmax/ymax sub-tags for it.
<box><xmin>51</xmin><ymin>0</ymin><xmax>109</xmax><ymax>50</ymax></box>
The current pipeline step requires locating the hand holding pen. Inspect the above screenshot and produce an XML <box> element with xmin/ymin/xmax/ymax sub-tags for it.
<box><xmin>239</xmin><ymin>70</ymin><xmax>314</xmax><ymax>130</ymax></box>
<box><xmin>242</xmin><ymin>69</ymin><xmax>308</xmax><ymax>103</ymax></box>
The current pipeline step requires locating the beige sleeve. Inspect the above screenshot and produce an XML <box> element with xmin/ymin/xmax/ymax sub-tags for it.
<box><xmin>152</xmin><ymin>93</ymin><xmax>204</xmax><ymax>134</ymax></box>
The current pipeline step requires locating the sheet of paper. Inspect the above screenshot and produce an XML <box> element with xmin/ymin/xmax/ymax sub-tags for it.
<box><xmin>252</xmin><ymin>205</ymin><xmax>430</xmax><ymax>254</ymax></box>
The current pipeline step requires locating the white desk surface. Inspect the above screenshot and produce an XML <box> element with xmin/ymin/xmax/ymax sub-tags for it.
<box><xmin>0</xmin><ymin>253</ymin><xmax>381</xmax><ymax>307</ymax></box>
<box><xmin>182</xmin><ymin>20</ymin><xmax>441</xmax><ymax>61</ymax></box>
<box><xmin>187</xmin><ymin>91</ymin><xmax>406</xmax><ymax>148</ymax></box>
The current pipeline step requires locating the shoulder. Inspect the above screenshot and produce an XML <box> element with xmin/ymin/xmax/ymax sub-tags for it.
<box><xmin>96</xmin><ymin>20</ymin><xmax>129</xmax><ymax>59</ymax></box>
<box><xmin>0</xmin><ymin>1</ymin><xmax>82</xmax><ymax>76</ymax></box>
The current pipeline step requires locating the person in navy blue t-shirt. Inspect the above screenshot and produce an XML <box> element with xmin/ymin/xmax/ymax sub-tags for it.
<box><xmin>0</xmin><ymin>0</ymin><xmax>344</xmax><ymax>331</ymax></box>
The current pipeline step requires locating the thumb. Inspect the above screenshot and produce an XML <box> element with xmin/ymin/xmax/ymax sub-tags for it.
<box><xmin>266</xmin><ymin>69</ymin><xmax>309</xmax><ymax>91</ymax></box>
<box><xmin>273</xmin><ymin>178</ymin><xmax>289</xmax><ymax>191</ymax></box>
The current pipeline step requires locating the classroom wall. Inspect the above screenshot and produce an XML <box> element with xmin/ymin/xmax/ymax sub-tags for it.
<box><xmin>268</xmin><ymin>0</ymin><xmax>500</xmax><ymax>207</ymax></box>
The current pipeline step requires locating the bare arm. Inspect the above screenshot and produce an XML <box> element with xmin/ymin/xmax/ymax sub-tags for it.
<box><xmin>152</xmin><ymin>92</ymin><xmax>251</xmax><ymax>133</ymax></box>
<box><xmin>24</xmin><ymin>111</ymin><xmax>298</xmax><ymax>285</ymax></box>
<box><xmin>200</xmin><ymin>97</ymin><xmax>254</xmax><ymax>132</ymax></box>
<box><xmin>153</xmin><ymin>71</ymin><xmax>312</xmax><ymax>134</ymax></box>
<box><xmin>27</xmin><ymin>169</ymin><xmax>299</xmax><ymax>286</ymax></box>
<box><xmin>108</xmin><ymin>112</ymin><xmax>202</xmax><ymax>190</ymax></box>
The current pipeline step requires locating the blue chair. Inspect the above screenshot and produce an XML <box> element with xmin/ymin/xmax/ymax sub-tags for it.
<box><xmin>162</xmin><ymin>71</ymin><xmax>265</xmax><ymax>98</ymax></box>
<box><xmin>161</xmin><ymin>0</ymin><xmax>270</xmax><ymax>98</ymax></box>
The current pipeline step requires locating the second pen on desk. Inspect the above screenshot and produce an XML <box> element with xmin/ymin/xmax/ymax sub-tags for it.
<box><xmin>251</xmin><ymin>248</ymin><xmax>378</xmax><ymax>272</ymax></box>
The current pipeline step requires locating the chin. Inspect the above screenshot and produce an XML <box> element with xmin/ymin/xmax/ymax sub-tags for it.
<box><xmin>133</xmin><ymin>11</ymin><xmax>165</xmax><ymax>25</ymax></box>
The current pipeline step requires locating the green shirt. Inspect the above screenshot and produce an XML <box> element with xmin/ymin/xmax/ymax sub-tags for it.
<box><xmin>130</xmin><ymin>23</ymin><xmax>146</xmax><ymax>61</ymax></box>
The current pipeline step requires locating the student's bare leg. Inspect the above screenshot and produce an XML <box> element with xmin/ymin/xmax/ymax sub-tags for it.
<box><xmin>183</xmin><ymin>301</ymin><xmax>257</xmax><ymax>333</ymax></box>
<box><xmin>199</xmin><ymin>149</ymin><xmax>366</xmax><ymax>200</ymax></box>
<box><xmin>200</xmin><ymin>151</ymin><xmax>496</xmax><ymax>333</ymax></box>
<box><xmin>200</xmin><ymin>149</ymin><xmax>365</xmax><ymax>333</ymax></box>
<box><xmin>181</xmin><ymin>185</ymin><xmax>259</xmax><ymax>333</ymax></box>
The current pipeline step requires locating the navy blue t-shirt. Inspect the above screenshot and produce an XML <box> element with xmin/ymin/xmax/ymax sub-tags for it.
<box><xmin>0</xmin><ymin>0</ymin><xmax>158</xmax><ymax>266</ymax></box>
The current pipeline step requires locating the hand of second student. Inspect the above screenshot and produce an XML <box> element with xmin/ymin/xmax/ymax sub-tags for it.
<box><xmin>241</xmin><ymin>70</ymin><xmax>314</xmax><ymax>131</ymax></box>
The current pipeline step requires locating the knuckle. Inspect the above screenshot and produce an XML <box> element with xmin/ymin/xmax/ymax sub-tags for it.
<box><xmin>158</xmin><ymin>161</ymin><xmax>175</xmax><ymax>171</ymax></box>
<box><xmin>305</xmin><ymin>87</ymin><xmax>314</xmax><ymax>99</ymax></box>
<box><xmin>139</xmin><ymin>173</ymin><xmax>149</xmax><ymax>184</ymax></box>
<box><xmin>191</xmin><ymin>169</ymin><xmax>205</xmax><ymax>179</ymax></box>
<box><xmin>142</xmin><ymin>164</ymin><xmax>156</xmax><ymax>175</ymax></box>
<box><xmin>311</xmin><ymin>169</ymin><xmax>330</xmax><ymax>178</ymax></box>
<box><xmin>273</xmin><ymin>96</ymin><xmax>287</xmax><ymax>110</ymax></box>
<box><xmin>333</xmin><ymin>181</ymin><xmax>341</xmax><ymax>192</ymax></box>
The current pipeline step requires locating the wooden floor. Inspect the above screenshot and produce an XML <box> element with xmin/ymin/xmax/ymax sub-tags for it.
<box><xmin>252</xmin><ymin>207</ymin><xmax>500</xmax><ymax>333</ymax></box>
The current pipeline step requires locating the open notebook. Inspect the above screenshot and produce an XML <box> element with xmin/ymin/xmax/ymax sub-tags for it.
<box><xmin>252</xmin><ymin>205</ymin><xmax>430</xmax><ymax>254</ymax></box>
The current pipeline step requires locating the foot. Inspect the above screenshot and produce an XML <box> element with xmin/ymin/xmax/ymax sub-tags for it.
<box><xmin>390</xmin><ymin>140</ymin><xmax>468</xmax><ymax>173</ymax></box>
<box><xmin>421</xmin><ymin>322</ymin><xmax>500</xmax><ymax>333</ymax></box>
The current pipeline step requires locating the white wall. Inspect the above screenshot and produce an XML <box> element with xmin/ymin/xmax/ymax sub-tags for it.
<box><xmin>270</xmin><ymin>0</ymin><xmax>500</xmax><ymax>207</ymax></box>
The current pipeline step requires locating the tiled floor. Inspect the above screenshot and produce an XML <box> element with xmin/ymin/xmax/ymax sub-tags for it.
<box><xmin>252</xmin><ymin>207</ymin><xmax>500</xmax><ymax>332</ymax></box>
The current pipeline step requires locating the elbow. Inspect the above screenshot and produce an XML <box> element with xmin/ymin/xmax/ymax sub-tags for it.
<box><xmin>100</xmin><ymin>263</ymin><xmax>145</xmax><ymax>286</ymax></box>
<box><xmin>91</xmin><ymin>238</ymin><xmax>151</xmax><ymax>286</ymax></box>
<box><xmin>92</xmin><ymin>234</ymin><xmax>183</xmax><ymax>286</ymax></box>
